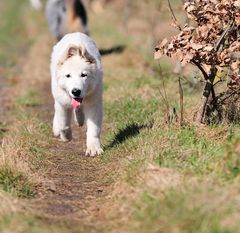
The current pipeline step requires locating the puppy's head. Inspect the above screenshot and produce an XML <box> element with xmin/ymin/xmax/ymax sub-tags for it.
<box><xmin>57</xmin><ymin>45</ymin><xmax>98</xmax><ymax>107</ymax></box>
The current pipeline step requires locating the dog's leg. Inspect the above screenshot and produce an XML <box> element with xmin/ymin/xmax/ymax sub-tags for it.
<box><xmin>84</xmin><ymin>101</ymin><xmax>103</xmax><ymax>156</ymax></box>
<box><xmin>53</xmin><ymin>101</ymin><xmax>73</xmax><ymax>142</ymax></box>
<box><xmin>74</xmin><ymin>106</ymin><xmax>85</xmax><ymax>126</ymax></box>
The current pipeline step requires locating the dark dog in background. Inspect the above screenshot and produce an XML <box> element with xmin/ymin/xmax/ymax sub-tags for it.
<box><xmin>46</xmin><ymin>0</ymin><xmax>89</xmax><ymax>41</ymax></box>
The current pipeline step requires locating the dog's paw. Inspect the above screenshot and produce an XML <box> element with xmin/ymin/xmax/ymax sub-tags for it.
<box><xmin>85</xmin><ymin>146</ymin><xmax>103</xmax><ymax>157</ymax></box>
<box><xmin>59</xmin><ymin>127</ymin><xmax>72</xmax><ymax>142</ymax></box>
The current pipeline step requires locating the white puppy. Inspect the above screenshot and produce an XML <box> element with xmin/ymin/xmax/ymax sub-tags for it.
<box><xmin>50</xmin><ymin>32</ymin><xmax>103</xmax><ymax>156</ymax></box>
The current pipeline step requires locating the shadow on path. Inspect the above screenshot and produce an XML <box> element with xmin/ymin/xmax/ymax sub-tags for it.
<box><xmin>105</xmin><ymin>122</ymin><xmax>153</xmax><ymax>149</ymax></box>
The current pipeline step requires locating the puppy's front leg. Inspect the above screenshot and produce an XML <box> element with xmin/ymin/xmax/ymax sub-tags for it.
<box><xmin>53</xmin><ymin>101</ymin><xmax>73</xmax><ymax>142</ymax></box>
<box><xmin>74</xmin><ymin>106</ymin><xmax>85</xmax><ymax>127</ymax></box>
<box><xmin>84</xmin><ymin>102</ymin><xmax>103</xmax><ymax>156</ymax></box>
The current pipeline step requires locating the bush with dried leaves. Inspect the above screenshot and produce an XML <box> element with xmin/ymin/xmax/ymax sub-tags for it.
<box><xmin>155</xmin><ymin>0</ymin><xmax>240</xmax><ymax>124</ymax></box>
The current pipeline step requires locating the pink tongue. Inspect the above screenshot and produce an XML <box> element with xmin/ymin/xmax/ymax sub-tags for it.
<box><xmin>71</xmin><ymin>98</ymin><xmax>81</xmax><ymax>109</ymax></box>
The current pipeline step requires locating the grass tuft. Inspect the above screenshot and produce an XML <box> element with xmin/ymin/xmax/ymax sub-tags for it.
<box><xmin>0</xmin><ymin>167</ymin><xmax>35</xmax><ymax>198</ymax></box>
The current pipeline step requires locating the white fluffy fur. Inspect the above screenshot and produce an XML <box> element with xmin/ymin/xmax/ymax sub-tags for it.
<box><xmin>50</xmin><ymin>32</ymin><xmax>103</xmax><ymax>156</ymax></box>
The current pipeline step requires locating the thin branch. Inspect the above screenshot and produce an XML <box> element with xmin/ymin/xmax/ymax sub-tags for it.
<box><xmin>158</xmin><ymin>63</ymin><xmax>170</xmax><ymax>110</ymax></box>
<box><xmin>157</xmin><ymin>63</ymin><xmax>171</xmax><ymax>123</ymax></box>
<box><xmin>213</xmin><ymin>71</ymin><xmax>229</xmax><ymax>86</ymax></box>
<box><xmin>162</xmin><ymin>77</ymin><xmax>169</xmax><ymax>109</ymax></box>
<box><xmin>191</xmin><ymin>59</ymin><xmax>209</xmax><ymax>80</ymax></box>
<box><xmin>178</xmin><ymin>77</ymin><xmax>184</xmax><ymax>125</ymax></box>
<box><xmin>214</xmin><ymin>20</ymin><xmax>234</xmax><ymax>51</ymax></box>
<box><xmin>158</xmin><ymin>88</ymin><xmax>171</xmax><ymax>124</ymax></box>
<box><xmin>209</xmin><ymin>67</ymin><xmax>217</xmax><ymax>100</ymax></box>
<box><xmin>220</xmin><ymin>87</ymin><xmax>240</xmax><ymax>104</ymax></box>
<box><xmin>213</xmin><ymin>79</ymin><xmax>223</xmax><ymax>87</ymax></box>
<box><xmin>167</xmin><ymin>0</ymin><xmax>182</xmax><ymax>31</ymax></box>
<box><xmin>158</xmin><ymin>88</ymin><xmax>168</xmax><ymax>109</ymax></box>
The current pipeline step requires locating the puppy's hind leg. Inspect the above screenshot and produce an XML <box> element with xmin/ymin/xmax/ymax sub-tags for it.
<box><xmin>74</xmin><ymin>106</ymin><xmax>85</xmax><ymax>127</ymax></box>
<box><xmin>53</xmin><ymin>101</ymin><xmax>73</xmax><ymax>142</ymax></box>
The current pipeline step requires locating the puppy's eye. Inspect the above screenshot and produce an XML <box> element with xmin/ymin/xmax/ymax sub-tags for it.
<box><xmin>65</xmin><ymin>74</ymin><xmax>71</xmax><ymax>78</ymax></box>
<box><xmin>81</xmin><ymin>72</ymin><xmax>87</xmax><ymax>78</ymax></box>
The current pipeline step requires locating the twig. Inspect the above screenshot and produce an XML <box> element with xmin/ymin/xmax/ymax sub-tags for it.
<box><xmin>191</xmin><ymin>59</ymin><xmax>209</xmax><ymax>80</ymax></box>
<box><xmin>213</xmin><ymin>71</ymin><xmax>229</xmax><ymax>87</ymax></box>
<box><xmin>158</xmin><ymin>88</ymin><xmax>168</xmax><ymax>109</ymax></box>
<box><xmin>178</xmin><ymin>77</ymin><xmax>184</xmax><ymax>125</ymax></box>
<box><xmin>214</xmin><ymin>20</ymin><xmax>234</xmax><ymax>51</ymax></box>
<box><xmin>162</xmin><ymin>77</ymin><xmax>169</xmax><ymax>110</ymax></box>
<box><xmin>158</xmin><ymin>88</ymin><xmax>171</xmax><ymax>124</ymax></box>
<box><xmin>158</xmin><ymin>63</ymin><xmax>170</xmax><ymax>110</ymax></box>
<box><xmin>173</xmin><ymin>107</ymin><xmax>179</xmax><ymax>122</ymax></box>
<box><xmin>167</xmin><ymin>0</ymin><xmax>182</xmax><ymax>31</ymax></box>
<box><xmin>213</xmin><ymin>79</ymin><xmax>223</xmax><ymax>86</ymax></box>
<box><xmin>158</xmin><ymin>63</ymin><xmax>171</xmax><ymax>123</ymax></box>
<box><xmin>209</xmin><ymin>67</ymin><xmax>217</xmax><ymax>99</ymax></box>
<box><xmin>220</xmin><ymin>87</ymin><xmax>240</xmax><ymax>104</ymax></box>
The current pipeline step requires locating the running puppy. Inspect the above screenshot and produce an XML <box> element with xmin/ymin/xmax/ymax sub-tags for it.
<box><xmin>46</xmin><ymin>0</ymin><xmax>89</xmax><ymax>41</ymax></box>
<box><xmin>50</xmin><ymin>32</ymin><xmax>103</xmax><ymax>156</ymax></box>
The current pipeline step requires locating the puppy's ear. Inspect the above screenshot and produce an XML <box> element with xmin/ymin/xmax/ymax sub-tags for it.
<box><xmin>67</xmin><ymin>45</ymin><xmax>81</xmax><ymax>58</ymax></box>
<box><xmin>58</xmin><ymin>44</ymin><xmax>96</xmax><ymax>66</ymax></box>
<box><xmin>81</xmin><ymin>48</ymin><xmax>96</xmax><ymax>64</ymax></box>
<box><xmin>58</xmin><ymin>45</ymin><xmax>81</xmax><ymax>65</ymax></box>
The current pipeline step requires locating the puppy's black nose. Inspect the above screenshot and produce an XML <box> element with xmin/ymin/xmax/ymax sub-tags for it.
<box><xmin>72</xmin><ymin>88</ymin><xmax>81</xmax><ymax>97</ymax></box>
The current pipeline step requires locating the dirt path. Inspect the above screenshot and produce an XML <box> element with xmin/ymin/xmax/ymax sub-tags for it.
<box><xmin>20</xmin><ymin>31</ymin><xmax>114</xmax><ymax>231</ymax></box>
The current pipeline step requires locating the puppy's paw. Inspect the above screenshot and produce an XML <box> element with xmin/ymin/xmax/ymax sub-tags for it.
<box><xmin>53</xmin><ymin>126</ymin><xmax>60</xmax><ymax>137</ymax></box>
<box><xmin>85</xmin><ymin>146</ymin><xmax>103</xmax><ymax>157</ymax></box>
<box><xmin>60</xmin><ymin>127</ymin><xmax>72</xmax><ymax>142</ymax></box>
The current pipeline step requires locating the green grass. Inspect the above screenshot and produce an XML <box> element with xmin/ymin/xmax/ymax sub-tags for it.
<box><xmin>0</xmin><ymin>101</ymin><xmax>52</xmax><ymax>198</ymax></box>
<box><xmin>0</xmin><ymin>214</ymin><xmax>72</xmax><ymax>233</ymax></box>
<box><xmin>13</xmin><ymin>104</ymin><xmax>52</xmax><ymax>168</ymax></box>
<box><xmin>105</xmin><ymin>98</ymin><xmax>158</xmax><ymax>128</ymax></box>
<box><xmin>0</xmin><ymin>167</ymin><xmax>35</xmax><ymax>198</ymax></box>
<box><xmin>17</xmin><ymin>88</ymin><xmax>42</xmax><ymax>107</ymax></box>
<box><xmin>0</xmin><ymin>0</ymin><xmax>28</xmax><ymax>68</ymax></box>
<box><xmin>219</xmin><ymin>134</ymin><xmax>240</xmax><ymax>180</ymax></box>
<box><xmin>132</xmin><ymin>188</ymin><xmax>238</xmax><ymax>233</ymax></box>
<box><xmin>154</xmin><ymin>126</ymin><xmax>222</xmax><ymax>175</ymax></box>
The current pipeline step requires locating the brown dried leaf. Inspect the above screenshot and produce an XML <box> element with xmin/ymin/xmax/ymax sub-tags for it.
<box><xmin>191</xmin><ymin>43</ymin><xmax>203</xmax><ymax>50</ymax></box>
<box><xmin>154</xmin><ymin>47</ymin><xmax>162</xmax><ymax>59</ymax></box>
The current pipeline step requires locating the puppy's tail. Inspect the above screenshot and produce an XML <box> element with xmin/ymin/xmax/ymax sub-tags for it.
<box><xmin>99</xmin><ymin>45</ymin><xmax>126</xmax><ymax>56</ymax></box>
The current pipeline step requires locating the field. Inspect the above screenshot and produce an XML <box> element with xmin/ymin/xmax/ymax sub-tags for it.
<box><xmin>0</xmin><ymin>1</ymin><xmax>239</xmax><ymax>232</ymax></box>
